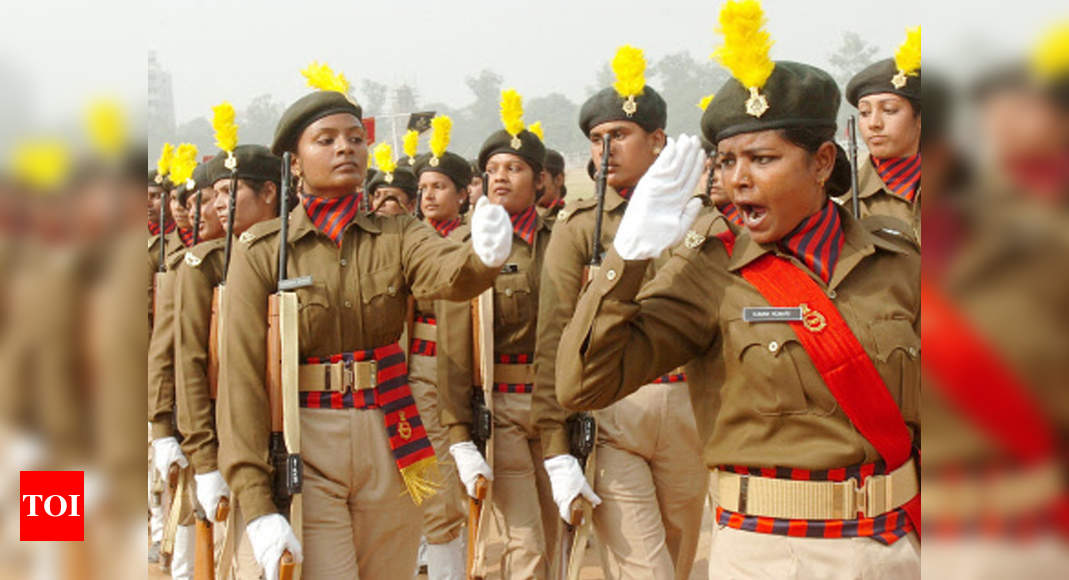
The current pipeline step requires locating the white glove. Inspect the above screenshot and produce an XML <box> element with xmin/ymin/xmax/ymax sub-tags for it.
<box><xmin>613</xmin><ymin>134</ymin><xmax>706</xmax><ymax>260</ymax></box>
<box><xmin>246</xmin><ymin>513</ymin><xmax>303</xmax><ymax>580</ymax></box>
<box><xmin>469</xmin><ymin>197</ymin><xmax>512</xmax><ymax>268</ymax></box>
<box><xmin>150</xmin><ymin>436</ymin><xmax>188</xmax><ymax>479</ymax></box>
<box><xmin>194</xmin><ymin>470</ymin><xmax>230</xmax><ymax>520</ymax></box>
<box><xmin>544</xmin><ymin>454</ymin><xmax>602</xmax><ymax>522</ymax></box>
<box><xmin>448</xmin><ymin>441</ymin><xmax>493</xmax><ymax>498</ymax></box>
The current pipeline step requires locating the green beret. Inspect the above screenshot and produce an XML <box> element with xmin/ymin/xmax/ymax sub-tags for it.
<box><xmin>579</xmin><ymin>85</ymin><xmax>667</xmax><ymax>136</ymax></box>
<box><xmin>478</xmin><ymin>129</ymin><xmax>546</xmax><ymax>174</ymax></box>
<box><xmin>207</xmin><ymin>145</ymin><xmax>282</xmax><ymax>187</ymax></box>
<box><xmin>148</xmin><ymin>169</ymin><xmax>169</xmax><ymax>188</ymax></box>
<box><xmin>700</xmin><ymin>135</ymin><xmax>715</xmax><ymax>156</ymax></box>
<box><xmin>271</xmin><ymin>91</ymin><xmax>363</xmax><ymax>155</ymax></box>
<box><xmin>176</xmin><ymin>162</ymin><xmax>212</xmax><ymax>204</ymax></box>
<box><xmin>846</xmin><ymin>58</ymin><xmax>921</xmax><ymax>108</ymax></box>
<box><xmin>702</xmin><ymin>61</ymin><xmax>840</xmax><ymax>144</ymax></box>
<box><xmin>366</xmin><ymin>166</ymin><xmax>418</xmax><ymax>198</ymax></box>
<box><xmin>414</xmin><ymin>151</ymin><xmax>472</xmax><ymax>190</ymax></box>
<box><xmin>364</xmin><ymin>167</ymin><xmax>379</xmax><ymax>187</ymax></box>
<box><xmin>544</xmin><ymin>149</ymin><xmax>565</xmax><ymax>175</ymax></box>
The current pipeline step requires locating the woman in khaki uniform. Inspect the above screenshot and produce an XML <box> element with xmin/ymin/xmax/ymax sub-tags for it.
<box><xmin>216</xmin><ymin>74</ymin><xmax>513</xmax><ymax>580</ymax></box>
<box><xmin>841</xmin><ymin>27</ymin><xmax>922</xmax><ymax>243</ymax></box>
<box><xmin>174</xmin><ymin>147</ymin><xmax>282</xmax><ymax>578</ymax></box>
<box><xmin>436</xmin><ymin>95</ymin><xmax>561</xmax><ymax>579</ymax></box>
<box><xmin>556</xmin><ymin>50</ymin><xmax>921</xmax><ymax>579</ymax></box>
<box><xmin>405</xmin><ymin>119</ymin><xmax>472</xmax><ymax>579</ymax></box>
<box><xmin>533</xmin><ymin>47</ymin><xmax>708</xmax><ymax>580</ymax></box>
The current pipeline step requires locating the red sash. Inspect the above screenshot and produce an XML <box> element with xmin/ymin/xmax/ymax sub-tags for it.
<box><xmin>719</xmin><ymin>230</ymin><xmax>921</xmax><ymax>533</ymax></box>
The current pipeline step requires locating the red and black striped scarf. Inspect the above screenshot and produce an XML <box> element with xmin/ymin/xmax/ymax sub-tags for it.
<box><xmin>301</xmin><ymin>193</ymin><xmax>361</xmax><ymax>246</ymax></box>
<box><xmin>427</xmin><ymin>217</ymin><xmax>461</xmax><ymax>238</ymax></box>
<box><xmin>299</xmin><ymin>343</ymin><xmax>438</xmax><ymax>504</ymax></box>
<box><xmin>872</xmin><ymin>154</ymin><xmax>921</xmax><ymax>202</ymax></box>
<box><xmin>147</xmin><ymin>219</ymin><xmax>176</xmax><ymax>237</ymax></box>
<box><xmin>177</xmin><ymin>227</ymin><xmax>195</xmax><ymax>247</ymax></box>
<box><xmin>778</xmin><ymin>201</ymin><xmax>844</xmax><ymax>284</ymax></box>
<box><xmin>539</xmin><ymin>197</ymin><xmax>565</xmax><ymax>210</ymax></box>
<box><xmin>617</xmin><ymin>186</ymin><xmax>634</xmax><ymax>200</ymax></box>
<box><xmin>718</xmin><ymin>202</ymin><xmax>745</xmax><ymax>226</ymax></box>
<box><xmin>509</xmin><ymin>205</ymin><xmax>538</xmax><ymax>246</ymax></box>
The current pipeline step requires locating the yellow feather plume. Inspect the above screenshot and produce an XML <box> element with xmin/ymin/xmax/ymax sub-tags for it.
<box><xmin>86</xmin><ymin>98</ymin><xmax>125</xmax><ymax>158</ymax></box>
<box><xmin>712</xmin><ymin>0</ymin><xmax>775</xmax><ymax>90</ymax></box>
<box><xmin>430</xmin><ymin>115</ymin><xmax>453</xmax><ymax>158</ymax></box>
<box><xmin>529</xmin><ymin>121</ymin><xmax>544</xmax><ymax>141</ymax></box>
<box><xmin>698</xmin><ymin>94</ymin><xmax>716</xmax><ymax>110</ymax></box>
<box><xmin>403</xmin><ymin>130</ymin><xmax>420</xmax><ymax>160</ymax></box>
<box><xmin>499</xmin><ymin>89</ymin><xmax>525</xmax><ymax>136</ymax></box>
<box><xmin>612</xmin><ymin>45</ymin><xmax>647</xmax><ymax>98</ymax></box>
<box><xmin>169</xmin><ymin>143</ymin><xmax>199</xmax><ymax>187</ymax></box>
<box><xmin>1031</xmin><ymin>21</ymin><xmax>1069</xmax><ymax>82</ymax></box>
<box><xmin>11</xmin><ymin>138</ymin><xmax>71</xmax><ymax>190</ymax></box>
<box><xmin>156</xmin><ymin>142</ymin><xmax>174</xmax><ymax>178</ymax></box>
<box><xmin>301</xmin><ymin>61</ymin><xmax>350</xmax><ymax>94</ymax></box>
<box><xmin>373</xmin><ymin>143</ymin><xmax>396</xmax><ymax>174</ymax></box>
<box><xmin>211</xmin><ymin>102</ymin><xmax>238</xmax><ymax>154</ymax></box>
<box><xmin>894</xmin><ymin>26</ymin><xmax>922</xmax><ymax>77</ymax></box>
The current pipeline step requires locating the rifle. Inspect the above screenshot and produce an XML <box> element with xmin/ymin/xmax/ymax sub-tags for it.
<box><xmin>554</xmin><ymin>413</ymin><xmax>597</xmax><ymax>580</ymax></box>
<box><xmin>194</xmin><ymin>505</ymin><xmax>215</xmax><ymax>580</ymax></box>
<box><xmin>584</xmin><ymin>134</ymin><xmax>612</xmax><ymax>280</ymax></box>
<box><xmin>704</xmin><ymin>153</ymin><xmax>716</xmax><ymax>198</ymax></box>
<box><xmin>266</xmin><ymin>152</ymin><xmax>308</xmax><ymax>580</ymax></box>
<box><xmin>192</xmin><ymin>189</ymin><xmax>202</xmax><ymax>246</ymax></box>
<box><xmin>467</xmin><ymin>171</ymin><xmax>495</xmax><ymax>580</ymax></box>
<box><xmin>847</xmin><ymin>116</ymin><xmax>861</xmax><ymax>219</ymax></box>
<box><xmin>222</xmin><ymin>162</ymin><xmax>238</xmax><ymax>282</ymax></box>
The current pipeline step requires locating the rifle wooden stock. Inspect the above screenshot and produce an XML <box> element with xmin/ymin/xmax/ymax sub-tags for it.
<box><xmin>279</xmin><ymin>550</ymin><xmax>296</xmax><ymax>580</ymax></box>
<box><xmin>553</xmin><ymin>498</ymin><xmax>587</xmax><ymax>580</ymax></box>
<box><xmin>215</xmin><ymin>496</ymin><xmax>230</xmax><ymax>523</ymax></box>
<box><xmin>467</xmin><ymin>476</ymin><xmax>489</xmax><ymax>580</ymax></box>
<box><xmin>208</xmin><ymin>286</ymin><xmax>221</xmax><ymax>399</ymax></box>
<box><xmin>194</xmin><ymin>517</ymin><xmax>215</xmax><ymax>580</ymax></box>
<box><xmin>266</xmin><ymin>295</ymin><xmax>284</xmax><ymax>432</ymax></box>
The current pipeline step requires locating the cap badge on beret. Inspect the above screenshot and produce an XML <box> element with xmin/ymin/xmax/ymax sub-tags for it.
<box><xmin>155</xmin><ymin>142</ymin><xmax>174</xmax><ymax>184</ymax></box>
<box><xmin>373</xmin><ymin>142</ymin><xmax>397</xmax><ymax>184</ymax></box>
<box><xmin>403</xmin><ymin>129</ymin><xmax>420</xmax><ymax>166</ymax></box>
<box><xmin>612</xmin><ymin>45</ymin><xmax>647</xmax><ymax>117</ymax></box>
<box><xmin>212</xmin><ymin>101</ymin><xmax>239</xmax><ymax>171</ymax></box>
<box><xmin>713</xmin><ymin>0</ymin><xmax>775</xmax><ymax>118</ymax></box>
<box><xmin>892</xmin><ymin>26</ymin><xmax>921</xmax><ymax>89</ymax></box>
<box><xmin>500</xmin><ymin>89</ymin><xmax>526</xmax><ymax>149</ymax></box>
<box><xmin>429</xmin><ymin>115</ymin><xmax>453</xmax><ymax>166</ymax></box>
<box><xmin>302</xmin><ymin>61</ymin><xmax>360</xmax><ymax>108</ymax></box>
<box><xmin>169</xmin><ymin>143</ymin><xmax>198</xmax><ymax>191</ymax></box>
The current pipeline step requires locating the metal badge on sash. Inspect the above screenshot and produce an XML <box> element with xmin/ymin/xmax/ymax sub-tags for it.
<box><xmin>743</xmin><ymin>306</ymin><xmax>803</xmax><ymax>323</ymax></box>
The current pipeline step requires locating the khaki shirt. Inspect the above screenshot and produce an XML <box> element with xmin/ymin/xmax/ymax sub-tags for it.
<box><xmin>218</xmin><ymin>204</ymin><xmax>499</xmax><ymax>524</ymax></box>
<box><xmin>532</xmin><ymin>188</ymin><xmax>643</xmax><ymax>458</ymax></box>
<box><xmin>147</xmin><ymin>240</ymin><xmax>188</xmax><ymax>439</ymax></box>
<box><xmin>436</xmin><ymin>213</ymin><xmax>552</xmax><ymax>443</ymax></box>
<box><xmin>148</xmin><ymin>230</ymin><xmax>182</xmax><ymax>329</ymax></box>
<box><xmin>556</xmin><ymin>204</ymin><xmax>920</xmax><ymax>471</ymax></box>
<box><xmin>174</xmin><ymin>237</ymin><xmax>227</xmax><ymax>473</ymax></box>
<box><xmin>837</xmin><ymin>158</ymin><xmax>921</xmax><ymax>245</ymax></box>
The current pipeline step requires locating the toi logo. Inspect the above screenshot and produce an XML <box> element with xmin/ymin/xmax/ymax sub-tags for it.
<box><xmin>20</xmin><ymin>471</ymin><xmax>84</xmax><ymax>541</ymax></box>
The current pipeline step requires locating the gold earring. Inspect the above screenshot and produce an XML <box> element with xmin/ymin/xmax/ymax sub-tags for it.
<box><xmin>653</xmin><ymin>146</ymin><xmax>662</xmax><ymax>155</ymax></box>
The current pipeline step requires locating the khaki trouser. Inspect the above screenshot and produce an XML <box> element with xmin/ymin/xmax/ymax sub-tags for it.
<box><xmin>593</xmin><ymin>382</ymin><xmax>708</xmax><ymax>580</ymax></box>
<box><xmin>300</xmin><ymin>407</ymin><xmax>421</xmax><ymax>579</ymax></box>
<box><xmin>708</xmin><ymin>526</ymin><xmax>921</xmax><ymax>579</ymax></box>
<box><xmin>409</xmin><ymin>353</ymin><xmax>466</xmax><ymax>545</ymax></box>
<box><xmin>488</xmin><ymin>391</ymin><xmax>559</xmax><ymax>579</ymax></box>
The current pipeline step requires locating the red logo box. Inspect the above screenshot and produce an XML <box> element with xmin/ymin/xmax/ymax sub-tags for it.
<box><xmin>20</xmin><ymin>471</ymin><xmax>84</xmax><ymax>541</ymax></box>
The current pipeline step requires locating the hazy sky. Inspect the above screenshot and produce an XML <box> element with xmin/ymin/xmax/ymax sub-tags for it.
<box><xmin>146</xmin><ymin>0</ymin><xmax>1066</xmax><ymax>125</ymax></box>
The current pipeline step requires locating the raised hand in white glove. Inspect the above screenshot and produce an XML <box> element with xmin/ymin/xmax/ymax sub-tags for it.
<box><xmin>194</xmin><ymin>470</ymin><xmax>230</xmax><ymax>520</ymax></box>
<box><xmin>448</xmin><ymin>441</ymin><xmax>493</xmax><ymax>498</ymax></box>
<box><xmin>544</xmin><ymin>454</ymin><xmax>602</xmax><ymax>522</ymax></box>
<box><xmin>150</xmin><ymin>436</ymin><xmax>188</xmax><ymax>479</ymax></box>
<box><xmin>246</xmin><ymin>513</ymin><xmax>303</xmax><ymax>580</ymax></box>
<box><xmin>613</xmin><ymin>134</ymin><xmax>706</xmax><ymax>260</ymax></box>
<box><xmin>469</xmin><ymin>197</ymin><xmax>512</xmax><ymax>268</ymax></box>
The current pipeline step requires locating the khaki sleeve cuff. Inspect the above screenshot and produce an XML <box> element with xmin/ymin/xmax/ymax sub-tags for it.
<box><xmin>540</xmin><ymin>424</ymin><xmax>570</xmax><ymax>459</ymax></box>
<box><xmin>235</xmin><ymin>481</ymin><xmax>279</xmax><ymax>526</ymax></box>
<box><xmin>448</xmin><ymin>424</ymin><xmax>473</xmax><ymax>445</ymax></box>
<box><xmin>190</xmin><ymin>445</ymin><xmax>219</xmax><ymax>475</ymax></box>
<box><xmin>150</xmin><ymin>416</ymin><xmax>174</xmax><ymax>439</ymax></box>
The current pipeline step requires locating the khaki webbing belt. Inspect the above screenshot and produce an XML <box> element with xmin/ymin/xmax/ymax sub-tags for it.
<box><xmin>412</xmin><ymin>321</ymin><xmax>437</xmax><ymax>343</ymax></box>
<box><xmin>715</xmin><ymin>457</ymin><xmax>918</xmax><ymax>520</ymax></box>
<box><xmin>298</xmin><ymin>360</ymin><xmax>378</xmax><ymax>392</ymax></box>
<box><xmin>493</xmin><ymin>363</ymin><xmax>535</xmax><ymax>385</ymax></box>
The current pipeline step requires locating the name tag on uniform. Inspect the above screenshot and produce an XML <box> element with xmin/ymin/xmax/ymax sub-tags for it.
<box><xmin>501</xmin><ymin>263</ymin><xmax>519</xmax><ymax>274</ymax></box>
<box><xmin>279</xmin><ymin>275</ymin><xmax>314</xmax><ymax>291</ymax></box>
<box><xmin>743</xmin><ymin>307</ymin><xmax>803</xmax><ymax>323</ymax></box>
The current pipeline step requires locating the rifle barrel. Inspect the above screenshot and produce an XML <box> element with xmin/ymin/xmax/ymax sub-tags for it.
<box><xmin>192</xmin><ymin>189</ymin><xmax>202</xmax><ymax>246</ymax></box>
<box><xmin>278</xmin><ymin>153</ymin><xmax>291</xmax><ymax>285</ymax></box>
<box><xmin>590</xmin><ymin>134</ymin><xmax>611</xmax><ymax>267</ymax></box>
<box><xmin>222</xmin><ymin>168</ymin><xmax>238</xmax><ymax>282</ymax></box>
<box><xmin>847</xmin><ymin>116</ymin><xmax>861</xmax><ymax>219</ymax></box>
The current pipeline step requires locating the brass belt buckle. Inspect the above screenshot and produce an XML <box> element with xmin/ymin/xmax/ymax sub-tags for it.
<box><xmin>853</xmin><ymin>477</ymin><xmax>867</xmax><ymax>518</ymax></box>
<box><xmin>342</xmin><ymin>360</ymin><xmax>356</xmax><ymax>392</ymax></box>
<box><xmin>355</xmin><ymin>361</ymin><xmax>377</xmax><ymax>390</ymax></box>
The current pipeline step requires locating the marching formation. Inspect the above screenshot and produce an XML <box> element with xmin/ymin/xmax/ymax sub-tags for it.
<box><xmin>147</xmin><ymin>1</ymin><xmax>922</xmax><ymax>578</ymax></box>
